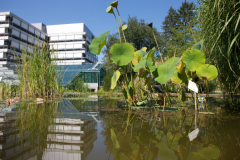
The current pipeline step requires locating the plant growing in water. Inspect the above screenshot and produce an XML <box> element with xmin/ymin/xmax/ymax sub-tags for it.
<box><xmin>89</xmin><ymin>1</ymin><xmax>218</xmax><ymax>110</ymax></box>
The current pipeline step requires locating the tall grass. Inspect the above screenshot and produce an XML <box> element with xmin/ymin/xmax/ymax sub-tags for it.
<box><xmin>198</xmin><ymin>0</ymin><xmax>240</xmax><ymax>110</ymax></box>
<box><xmin>17</xmin><ymin>43</ymin><xmax>63</xmax><ymax>99</ymax></box>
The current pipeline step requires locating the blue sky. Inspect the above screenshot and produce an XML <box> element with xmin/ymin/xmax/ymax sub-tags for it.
<box><xmin>1</xmin><ymin>0</ymin><xmax>197</xmax><ymax>60</ymax></box>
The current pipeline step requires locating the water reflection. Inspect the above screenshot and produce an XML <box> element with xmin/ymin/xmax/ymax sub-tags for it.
<box><xmin>0</xmin><ymin>98</ymin><xmax>240</xmax><ymax>159</ymax></box>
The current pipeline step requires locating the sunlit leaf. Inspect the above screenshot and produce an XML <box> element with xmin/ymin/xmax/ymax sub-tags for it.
<box><xmin>155</xmin><ymin>58</ymin><xmax>178</xmax><ymax>84</ymax></box>
<box><xmin>110</xmin><ymin>43</ymin><xmax>134</xmax><ymax>66</ymax></box>
<box><xmin>111</xmin><ymin>70</ymin><xmax>120</xmax><ymax>89</ymax></box>
<box><xmin>147</xmin><ymin>47</ymin><xmax>156</xmax><ymax>59</ymax></box>
<box><xmin>196</xmin><ymin>64</ymin><xmax>218</xmax><ymax>80</ymax></box>
<box><xmin>192</xmin><ymin>40</ymin><xmax>204</xmax><ymax>50</ymax></box>
<box><xmin>110</xmin><ymin>128</ymin><xmax>120</xmax><ymax>149</ymax></box>
<box><xmin>89</xmin><ymin>30</ymin><xmax>110</xmax><ymax>55</ymax></box>
<box><xmin>182</xmin><ymin>49</ymin><xmax>205</xmax><ymax>71</ymax></box>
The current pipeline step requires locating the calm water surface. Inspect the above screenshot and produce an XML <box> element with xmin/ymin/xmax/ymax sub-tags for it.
<box><xmin>0</xmin><ymin>97</ymin><xmax>239</xmax><ymax>160</ymax></box>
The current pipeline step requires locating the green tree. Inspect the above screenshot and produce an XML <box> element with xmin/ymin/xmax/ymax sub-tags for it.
<box><xmin>162</xmin><ymin>2</ymin><xmax>198</xmax><ymax>57</ymax></box>
<box><xmin>68</xmin><ymin>76</ymin><xmax>87</xmax><ymax>92</ymax></box>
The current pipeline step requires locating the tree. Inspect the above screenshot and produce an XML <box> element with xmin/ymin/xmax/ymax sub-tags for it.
<box><xmin>162</xmin><ymin>2</ymin><xmax>198</xmax><ymax>57</ymax></box>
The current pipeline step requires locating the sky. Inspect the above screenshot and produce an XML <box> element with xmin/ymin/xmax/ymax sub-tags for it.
<box><xmin>0</xmin><ymin>0</ymin><xmax>197</xmax><ymax>61</ymax></box>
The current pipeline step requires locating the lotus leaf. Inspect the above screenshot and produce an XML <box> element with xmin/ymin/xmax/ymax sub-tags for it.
<box><xmin>111</xmin><ymin>70</ymin><xmax>120</xmax><ymax>89</ymax></box>
<box><xmin>155</xmin><ymin>58</ymin><xmax>178</xmax><ymax>84</ymax></box>
<box><xmin>147</xmin><ymin>47</ymin><xmax>156</xmax><ymax>59</ymax></box>
<box><xmin>192</xmin><ymin>40</ymin><xmax>204</xmax><ymax>50</ymax></box>
<box><xmin>110</xmin><ymin>43</ymin><xmax>134</xmax><ymax>66</ymax></box>
<box><xmin>196</xmin><ymin>64</ymin><xmax>218</xmax><ymax>80</ymax></box>
<box><xmin>182</xmin><ymin>49</ymin><xmax>205</xmax><ymax>71</ymax></box>
<box><xmin>89</xmin><ymin>30</ymin><xmax>110</xmax><ymax>55</ymax></box>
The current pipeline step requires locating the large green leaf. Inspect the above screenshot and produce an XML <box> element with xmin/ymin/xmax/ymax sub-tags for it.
<box><xmin>132</xmin><ymin>47</ymin><xmax>147</xmax><ymax>66</ymax></box>
<box><xmin>89</xmin><ymin>30</ymin><xmax>110</xmax><ymax>55</ymax></box>
<box><xmin>188</xmin><ymin>152</ymin><xmax>205</xmax><ymax>160</ymax></box>
<box><xmin>155</xmin><ymin>58</ymin><xmax>178</xmax><ymax>84</ymax></box>
<box><xmin>110</xmin><ymin>128</ymin><xmax>120</xmax><ymax>149</ymax></box>
<box><xmin>111</xmin><ymin>70</ymin><xmax>120</xmax><ymax>89</ymax></box>
<box><xmin>182</xmin><ymin>49</ymin><xmax>205</xmax><ymax>71</ymax></box>
<box><xmin>134</xmin><ymin>56</ymin><xmax>147</xmax><ymax>71</ymax></box>
<box><xmin>196</xmin><ymin>64</ymin><xmax>218</xmax><ymax>80</ymax></box>
<box><xmin>192</xmin><ymin>40</ymin><xmax>204</xmax><ymax>50</ymax></box>
<box><xmin>110</xmin><ymin>43</ymin><xmax>134</xmax><ymax>66</ymax></box>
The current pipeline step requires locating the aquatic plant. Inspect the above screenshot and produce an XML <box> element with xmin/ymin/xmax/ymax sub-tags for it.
<box><xmin>16</xmin><ymin>43</ymin><xmax>63</xmax><ymax>99</ymax></box>
<box><xmin>89</xmin><ymin>1</ymin><xmax>218</xmax><ymax>109</ymax></box>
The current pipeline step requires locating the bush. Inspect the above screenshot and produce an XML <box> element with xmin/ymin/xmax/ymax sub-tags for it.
<box><xmin>68</xmin><ymin>76</ymin><xmax>88</xmax><ymax>92</ymax></box>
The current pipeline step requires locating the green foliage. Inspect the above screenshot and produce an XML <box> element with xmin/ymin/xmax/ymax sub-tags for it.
<box><xmin>198</xmin><ymin>0</ymin><xmax>240</xmax><ymax>110</ymax></box>
<box><xmin>111</xmin><ymin>70</ymin><xmax>120</xmax><ymax>89</ymax></box>
<box><xmin>89</xmin><ymin>30</ymin><xmax>110</xmax><ymax>55</ymax></box>
<box><xmin>17</xmin><ymin>44</ymin><xmax>63</xmax><ymax>99</ymax></box>
<box><xmin>89</xmin><ymin>1</ymin><xmax>218</xmax><ymax>107</ymax></box>
<box><xmin>155</xmin><ymin>58</ymin><xmax>179</xmax><ymax>84</ymax></box>
<box><xmin>182</xmin><ymin>49</ymin><xmax>205</xmax><ymax>71</ymax></box>
<box><xmin>162</xmin><ymin>2</ymin><xmax>198</xmax><ymax>57</ymax></box>
<box><xmin>110</xmin><ymin>43</ymin><xmax>134</xmax><ymax>66</ymax></box>
<box><xmin>68</xmin><ymin>76</ymin><xmax>88</xmax><ymax>92</ymax></box>
<box><xmin>196</xmin><ymin>64</ymin><xmax>218</xmax><ymax>81</ymax></box>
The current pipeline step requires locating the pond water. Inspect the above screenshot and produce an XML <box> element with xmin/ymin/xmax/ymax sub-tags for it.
<box><xmin>0</xmin><ymin>97</ymin><xmax>239</xmax><ymax>160</ymax></box>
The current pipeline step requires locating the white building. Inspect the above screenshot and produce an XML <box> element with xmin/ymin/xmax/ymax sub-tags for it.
<box><xmin>0</xmin><ymin>12</ymin><xmax>97</xmax><ymax>67</ymax></box>
<box><xmin>0</xmin><ymin>12</ymin><xmax>48</xmax><ymax>67</ymax></box>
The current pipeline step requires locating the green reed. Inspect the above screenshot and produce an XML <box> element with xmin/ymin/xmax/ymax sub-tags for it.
<box><xmin>16</xmin><ymin>43</ymin><xmax>63</xmax><ymax>99</ymax></box>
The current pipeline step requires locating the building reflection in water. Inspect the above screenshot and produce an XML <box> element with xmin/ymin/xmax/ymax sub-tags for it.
<box><xmin>0</xmin><ymin>99</ymin><xmax>101</xmax><ymax>160</ymax></box>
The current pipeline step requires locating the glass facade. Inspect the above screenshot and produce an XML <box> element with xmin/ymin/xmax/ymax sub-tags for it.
<box><xmin>79</xmin><ymin>72</ymin><xmax>98</xmax><ymax>83</ymax></box>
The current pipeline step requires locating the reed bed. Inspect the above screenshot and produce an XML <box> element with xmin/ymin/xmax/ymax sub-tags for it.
<box><xmin>16</xmin><ymin>43</ymin><xmax>63</xmax><ymax>99</ymax></box>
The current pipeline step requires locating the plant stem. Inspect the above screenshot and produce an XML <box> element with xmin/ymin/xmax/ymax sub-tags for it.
<box><xmin>113</xmin><ymin>12</ymin><xmax>122</xmax><ymax>43</ymax></box>
<box><xmin>116</xmin><ymin>8</ymin><xmax>126</xmax><ymax>43</ymax></box>
<box><xmin>151</xmin><ymin>28</ymin><xmax>164</xmax><ymax>63</ymax></box>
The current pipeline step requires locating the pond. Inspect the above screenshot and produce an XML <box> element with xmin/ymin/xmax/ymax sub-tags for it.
<box><xmin>0</xmin><ymin>97</ymin><xmax>239</xmax><ymax>160</ymax></box>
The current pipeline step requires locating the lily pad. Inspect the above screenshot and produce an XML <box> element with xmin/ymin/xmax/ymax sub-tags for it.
<box><xmin>110</xmin><ymin>43</ymin><xmax>134</xmax><ymax>66</ymax></box>
<box><xmin>196</xmin><ymin>64</ymin><xmax>218</xmax><ymax>80</ymax></box>
<box><xmin>182</xmin><ymin>49</ymin><xmax>205</xmax><ymax>71</ymax></box>
<box><xmin>89</xmin><ymin>30</ymin><xmax>110</xmax><ymax>55</ymax></box>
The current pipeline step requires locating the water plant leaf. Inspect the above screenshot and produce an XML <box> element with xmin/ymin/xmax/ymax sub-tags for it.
<box><xmin>89</xmin><ymin>30</ymin><xmax>110</xmax><ymax>55</ymax></box>
<box><xmin>110</xmin><ymin>43</ymin><xmax>134</xmax><ymax>66</ymax></box>
<box><xmin>171</xmin><ymin>71</ymin><xmax>188</xmax><ymax>84</ymax></box>
<box><xmin>122</xmin><ymin>24</ymin><xmax>128</xmax><ymax>31</ymax></box>
<box><xmin>182</xmin><ymin>49</ymin><xmax>205</xmax><ymax>71</ymax></box>
<box><xmin>146</xmin><ymin>57</ymin><xmax>156</xmax><ymax>72</ymax></box>
<box><xmin>165</xmin><ymin>57</ymin><xmax>180</xmax><ymax>65</ymax></box>
<box><xmin>134</xmin><ymin>56</ymin><xmax>147</xmax><ymax>71</ymax></box>
<box><xmin>180</xmin><ymin>89</ymin><xmax>186</xmax><ymax>102</ymax></box>
<box><xmin>147</xmin><ymin>47</ymin><xmax>156</xmax><ymax>59</ymax></box>
<box><xmin>111</xmin><ymin>70</ymin><xmax>120</xmax><ymax>89</ymax></box>
<box><xmin>110</xmin><ymin>128</ymin><xmax>120</xmax><ymax>149</ymax></box>
<box><xmin>196</xmin><ymin>64</ymin><xmax>218</xmax><ymax>80</ymax></box>
<box><xmin>192</xmin><ymin>40</ymin><xmax>204</xmax><ymax>50</ymax></box>
<box><xmin>155</xmin><ymin>59</ymin><xmax>178</xmax><ymax>84</ymax></box>
<box><xmin>106</xmin><ymin>6</ymin><xmax>114</xmax><ymax>14</ymax></box>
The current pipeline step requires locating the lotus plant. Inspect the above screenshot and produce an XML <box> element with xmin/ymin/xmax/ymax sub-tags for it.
<box><xmin>89</xmin><ymin>1</ymin><xmax>218</xmax><ymax>110</ymax></box>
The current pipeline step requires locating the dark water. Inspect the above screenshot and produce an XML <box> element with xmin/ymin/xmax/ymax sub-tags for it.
<box><xmin>0</xmin><ymin>97</ymin><xmax>240</xmax><ymax>160</ymax></box>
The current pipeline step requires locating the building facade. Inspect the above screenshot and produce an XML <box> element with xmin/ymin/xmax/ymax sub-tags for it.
<box><xmin>0</xmin><ymin>12</ymin><xmax>97</xmax><ymax>67</ymax></box>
